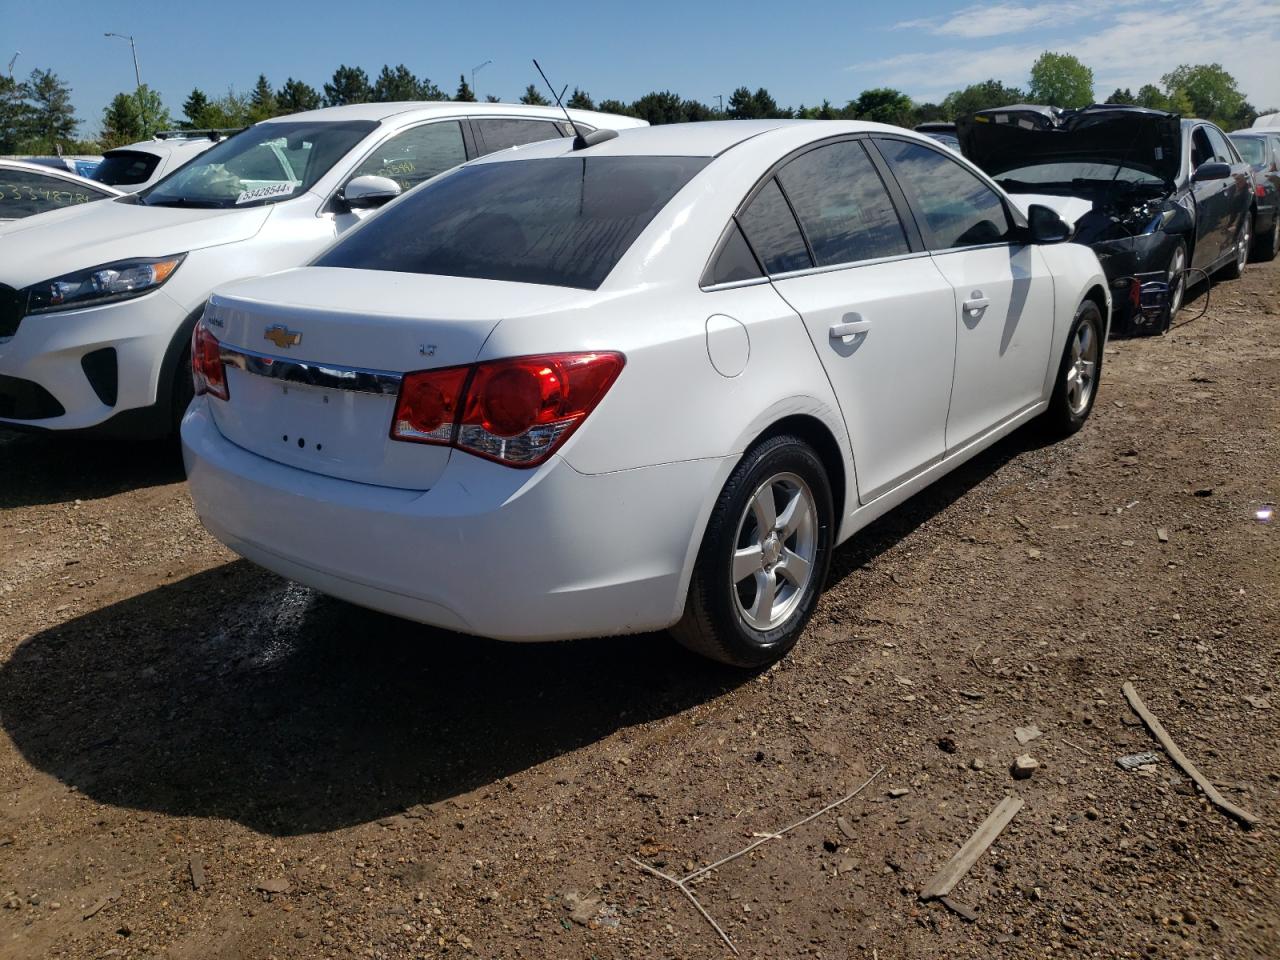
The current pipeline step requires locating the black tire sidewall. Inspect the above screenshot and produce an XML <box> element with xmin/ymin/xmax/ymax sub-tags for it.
<box><xmin>697</xmin><ymin>437</ymin><xmax>834</xmax><ymax>667</ymax></box>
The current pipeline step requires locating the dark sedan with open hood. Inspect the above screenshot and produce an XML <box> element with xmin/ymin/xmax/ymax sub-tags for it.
<box><xmin>959</xmin><ymin>104</ymin><xmax>1254</xmax><ymax>334</ymax></box>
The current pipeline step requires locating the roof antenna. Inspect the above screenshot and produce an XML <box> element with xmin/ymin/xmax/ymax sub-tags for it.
<box><xmin>532</xmin><ymin>59</ymin><xmax>617</xmax><ymax>150</ymax></box>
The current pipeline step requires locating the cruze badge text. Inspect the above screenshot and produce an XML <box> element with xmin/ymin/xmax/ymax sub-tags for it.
<box><xmin>264</xmin><ymin>325</ymin><xmax>302</xmax><ymax>349</ymax></box>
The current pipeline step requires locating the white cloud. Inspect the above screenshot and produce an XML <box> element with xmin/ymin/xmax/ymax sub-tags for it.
<box><xmin>871</xmin><ymin>0</ymin><xmax>1280</xmax><ymax>109</ymax></box>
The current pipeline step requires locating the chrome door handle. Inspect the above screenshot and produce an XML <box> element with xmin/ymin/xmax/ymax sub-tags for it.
<box><xmin>829</xmin><ymin>317</ymin><xmax>871</xmax><ymax>340</ymax></box>
<box><xmin>963</xmin><ymin>295</ymin><xmax>991</xmax><ymax>315</ymax></box>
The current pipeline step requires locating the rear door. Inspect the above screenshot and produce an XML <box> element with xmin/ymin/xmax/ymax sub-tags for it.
<box><xmin>749</xmin><ymin>138</ymin><xmax>957</xmax><ymax>503</ymax></box>
<box><xmin>873</xmin><ymin>136</ymin><xmax>1056</xmax><ymax>451</ymax></box>
<box><xmin>1204</xmin><ymin>124</ymin><xmax>1253</xmax><ymax>251</ymax></box>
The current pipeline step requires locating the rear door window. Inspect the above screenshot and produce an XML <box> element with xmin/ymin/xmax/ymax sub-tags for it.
<box><xmin>776</xmin><ymin>140</ymin><xmax>910</xmax><ymax>266</ymax></box>
<box><xmin>874</xmin><ymin>138</ymin><xmax>1013</xmax><ymax>250</ymax></box>
<box><xmin>317</xmin><ymin>155</ymin><xmax>709</xmax><ymax>290</ymax></box>
<box><xmin>737</xmin><ymin>179</ymin><xmax>812</xmax><ymax>274</ymax></box>
<box><xmin>473</xmin><ymin>118</ymin><xmax>565</xmax><ymax>154</ymax></box>
<box><xmin>349</xmin><ymin>121</ymin><xmax>467</xmax><ymax>192</ymax></box>
<box><xmin>0</xmin><ymin>169</ymin><xmax>113</xmax><ymax>218</ymax></box>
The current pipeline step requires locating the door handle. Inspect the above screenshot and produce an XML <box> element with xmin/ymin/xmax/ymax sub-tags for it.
<box><xmin>963</xmin><ymin>294</ymin><xmax>991</xmax><ymax>315</ymax></box>
<box><xmin>829</xmin><ymin>317</ymin><xmax>871</xmax><ymax>340</ymax></box>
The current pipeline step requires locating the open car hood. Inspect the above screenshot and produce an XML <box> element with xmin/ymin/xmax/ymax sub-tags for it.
<box><xmin>958</xmin><ymin>105</ymin><xmax>1181</xmax><ymax>185</ymax></box>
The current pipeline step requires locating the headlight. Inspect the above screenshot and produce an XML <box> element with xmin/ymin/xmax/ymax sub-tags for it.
<box><xmin>25</xmin><ymin>254</ymin><xmax>186</xmax><ymax>315</ymax></box>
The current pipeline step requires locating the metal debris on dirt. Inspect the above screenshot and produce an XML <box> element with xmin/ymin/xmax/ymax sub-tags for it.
<box><xmin>631</xmin><ymin>766</ymin><xmax>885</xmax><ymax>954</ymax></box>
<box><xmin>1122</xmin><ymin>682</ymin><xmax>1259</xmax><ymax>829</ymax></box>
<box><xmin>920</xmin><ymin>796</ymin><xmax>1024</xmax><ymax>903</ymax></box>
<box><xmin>1116</xmin><ymin>751</ymin><xmax>1162</xmax><ymax>771</ymax></box>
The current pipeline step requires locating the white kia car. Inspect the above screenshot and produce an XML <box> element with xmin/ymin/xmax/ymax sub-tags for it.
<box><xmin>183</xmin><ymin>120</ymin><xmax>1109</xmax><ymax>666</ymax></box>
<box><xmin>0</xmin><ymin>102</ymin><xmax>643</xmax><ymax>434</ymax></box>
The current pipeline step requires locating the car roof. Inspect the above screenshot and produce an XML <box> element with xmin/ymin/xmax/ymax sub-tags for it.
<box><xmin>0</xmin><ymin>157</ymin><xmax>122</xmax><ymax>192</ymax></box>
<box><xmin>258</xmin><ymin>100</ymin><xmax>643</xmax><ymax>127</ymax></box>
<box><xmin>105</xmin><ymin>137</ymin><xmax>219</xmax><ymax>159</ymax></box>
<box><xmin>469</xmin><ymin>119</ymin><xmax>912</xmax><ymax>161</ymax></box>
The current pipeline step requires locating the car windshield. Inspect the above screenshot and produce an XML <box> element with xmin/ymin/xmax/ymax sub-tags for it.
<box><xmin>996</xmin><ymin>161</ymin><xmax>1165</xmax><ymax>187</ymax></box>
<box><xmin>1230</xmin><ymin>137</ymin><xmax>1265</xmax><ymax>165</ymax></box>
<box><xmin>316</xmin><ymin>155</ymin><xmax>711</xmax><ymax>290</ymax></box>
<box><xmin>140</xmin><ymin>120</ymin><xmax>377</xmax><ymax>209</ymax></box>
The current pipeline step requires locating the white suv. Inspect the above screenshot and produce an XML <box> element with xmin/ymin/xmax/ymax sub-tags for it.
<box><xmin>0</xmin><ymin>102</ymin><xmax>644</xmax><ymax>435</ymax></box>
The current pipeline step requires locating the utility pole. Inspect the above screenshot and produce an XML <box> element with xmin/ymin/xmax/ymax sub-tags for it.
<box><xmin>104</xmin><ymin>33</ymin><xmax>147</xmax><ymax>138</ymax></box>
<box><xmin>714</xmin><ymin>93</ymin><xmax>724</xmax><ymax>113</ymax></box>
<box><xmin>471</xmin><ymin>59</ymin><xmax>492</xmax><ymax>100</ymax></box>
<box><xmin>6</xmin><ymin>51</ymin><xmax>18</xmax><ymax>77</ymax></box>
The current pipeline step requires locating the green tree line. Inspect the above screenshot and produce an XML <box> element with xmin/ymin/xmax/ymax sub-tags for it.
<box><xmin>2</xmin><ymin>53</ymin><xmax>1272</xmax><ymax>155</ymax></box>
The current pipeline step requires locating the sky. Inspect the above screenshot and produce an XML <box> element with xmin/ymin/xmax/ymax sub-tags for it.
<box><xmin>2</xmin><ymin>0</ymin><xmax>1277</xmax><ymax>137</ymax></box>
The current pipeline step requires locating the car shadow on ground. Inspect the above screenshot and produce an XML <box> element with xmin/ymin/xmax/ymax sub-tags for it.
<box><xmin>0</xmin><ymin>419</ymin><xmax>1060</xmax><ymax>837</ymax></box>
<box><xmin>0</xmin><ymin>428</ymin><xmax>185</xmax><ymax>508</ymax></box>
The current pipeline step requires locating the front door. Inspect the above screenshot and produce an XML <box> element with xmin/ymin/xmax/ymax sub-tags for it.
<box><xmin>872</xmin><ymin>136</ymin><xmax>1056</xmax><ymax>450</ymax></box>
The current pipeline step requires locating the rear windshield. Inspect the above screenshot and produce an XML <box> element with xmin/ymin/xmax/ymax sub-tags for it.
<box><xmin>92</xmin><ymin>150</ymin><xmax>160</xmax><ymax>186</ymax></box>
<box><xmin>1230</xmin><ymin>137</ymin><xmax>1265</xmax><ymax>165</ymax></box>
<box><xmin>316</xmin><ymin>155</ymin><xmax>710</xmax><ymax>289</ymax></box>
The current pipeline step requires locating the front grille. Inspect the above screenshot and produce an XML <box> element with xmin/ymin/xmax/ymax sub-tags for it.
<box><xmin>0</xmin><ymin>374</ymin><xmax>64</xmax><ymax>420</ymax></box>
<box><xmin>0</xmin><ymin>283</ymin><xmax>24</xmax><ymax>339</ymax></box>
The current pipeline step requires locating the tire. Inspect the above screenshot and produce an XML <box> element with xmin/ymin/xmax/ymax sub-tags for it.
<box><xmin>169</xmin><ymin>345</ymin><xmax>195</xmax><ymax>437</ymax></box>
<box><xmin>1251</xmin><ymin>212</ymin><xmax>1279</xmax><ymax>263</ymax></box>
<box><xmin>1042</xmin><ymin>300</ymin><xmax>1103</xmax><ymax>438</ymax></box>
<box><xmin>1165</xmin><ymin>240</ymin><xmax>1188</xmax><ymax>328</ymax></box>
<box><xmin>1219</xmin><ymin>215</ymin><xmax>1250</xmax><ymax>280</ymax></box>
<box><xmin>673</xmin><ymin>434</ymin><xmax>834</xmax><ymax>668</ymax></box>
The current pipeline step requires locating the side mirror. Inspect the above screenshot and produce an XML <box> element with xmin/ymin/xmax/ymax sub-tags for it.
<box><xmin>1192</xmin><ymin>161</ymin><xmax>1231</xmax><ymax>182</ymax></box>
<box><xmin>340</xmin><ymin>175</ymin><xmax>401</xmax><ymax>210</ymax></box>
<box><xmin>1026</xmin><ymin>203</ymin><xmax>1071</xmax><ymax>244</ymax></box>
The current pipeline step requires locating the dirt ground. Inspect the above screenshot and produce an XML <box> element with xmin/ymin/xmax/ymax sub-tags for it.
<box><xmin>1</xmin><ymin>260</ymin><xmax>1277</xmax><ymax>960</ymax></box>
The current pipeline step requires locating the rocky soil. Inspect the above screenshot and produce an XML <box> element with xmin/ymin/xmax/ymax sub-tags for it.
<box><xmin>0</xmin><ymin>261</ymin><xmax>1277</xmax><ymax>960</ymax></box>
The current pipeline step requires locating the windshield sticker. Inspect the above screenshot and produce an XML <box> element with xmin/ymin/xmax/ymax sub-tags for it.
<box><xmin>235</xmin><ymin>182</ymin><xmax>295</xmax><ymax>205</ymax></box>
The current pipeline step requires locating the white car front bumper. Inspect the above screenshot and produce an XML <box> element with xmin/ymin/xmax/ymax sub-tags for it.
<box><xmin>182</xmin><ymin>399</ymin><xmax>729</xmax><ymax>641</ymax></box>
<box><xmin>0</xmin><ymin>288</ymin><xmax>185</xmax><ymax>431</ymax></box>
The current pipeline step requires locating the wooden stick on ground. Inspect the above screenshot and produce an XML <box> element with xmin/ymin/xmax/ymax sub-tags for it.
<box><xmin>920</xmin><ymin>795</ymin><xmax>1023</xmax><ymax>902</ymax></box>
<box><xmin>1122</xmin><ymin>681</ymin><xmax>1259</xmax><ymax>829</ymax></box>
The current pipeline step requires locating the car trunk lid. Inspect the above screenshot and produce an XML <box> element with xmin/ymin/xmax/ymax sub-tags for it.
<box><xmin>203</xmin><ymin>267</ymin><xmax>584</xmax><ymax>490</ymax></box>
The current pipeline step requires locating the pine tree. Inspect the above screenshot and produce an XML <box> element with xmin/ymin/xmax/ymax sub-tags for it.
<box><xmin>455</xmin><ymin>74</ymin><xmax>476</xmax><ymax>103</ymax></box>
<box><xmin>276</xmin><ymin>78</ymin><xmax>321</xmax><ymax>115</ymax></box>
<box><xmin>323</xmin><ymin>65</ymin><xmax>371</xmax><ymax>107</ymax></box>
<box><xmin>373</xmin><ymin>65</ymin><xmax>423</xmax><ymax>102</ymax></box>
<box><xmin>519</xmin><ymin>84</ymin><xmax>549</xmax><ymax>106</ymax></box>
<box><xmin>566</xmin><ymin>88</ymin><xmax>594</xmax><ymax>110</ymax></box>
<box><xmin>24</xmin><ymin>68</ymin><xmax>78</xmax><ymax>150</ymax></box>
<box><xmin>182</xmin><ymin>88</ymin><xmax>210</xmax><ymax>129</ymax></box>
<box><xmin>249</xmin><ymin>74</ymin><xmax>278</xmax><ymax>122</ymax></box>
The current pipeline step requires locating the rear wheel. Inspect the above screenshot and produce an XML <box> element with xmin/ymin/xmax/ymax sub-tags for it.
<box><xmin>673</xmin><ymin>434</ymin><xmax>833</xmax><ymax>668</ymax></box>
<box><xmin>1042</xmin><ymin>300</ymin><xmax>1103</xmax><ymax>438</ymax></box>
<box><xmin>1251</xmin><ymin>213</ymin><xmax>1279</xmax><ymax>263</ymax></box>
<box><xmin>1219</xmin><ymin>216</ymin><xmax>1250</xmax><ymax>280</ymax></box>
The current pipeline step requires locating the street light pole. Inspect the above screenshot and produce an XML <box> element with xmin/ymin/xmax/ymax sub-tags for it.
<box><xmin>471</xmin><ymin>60</ymin><xmax>492</xmax><ymax>100</ymax></box>
<box><xmin>104</xmin><ymin>33</ymin><xmax>147</xmax><ymax>138</ymax></box>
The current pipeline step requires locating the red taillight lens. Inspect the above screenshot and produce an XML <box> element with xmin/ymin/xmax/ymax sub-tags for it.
<box><xmin>390</xmin><ymin>352</ymin><xmax>624</xmax><ymax>467</ymax></box>
<box><xmin>1256</xmin><ymin>183</ymin><xmax>1267</xmax><ymax>198</ymax></box>
<box><xmin>391</xmin><ymin>366</ymin><xmax>470</xmax><ymax>445</ymax></box>
<box><xmin>191</xmin><ymin>320</ymin><xmax>229</xmax><ymax>401</ymax></box>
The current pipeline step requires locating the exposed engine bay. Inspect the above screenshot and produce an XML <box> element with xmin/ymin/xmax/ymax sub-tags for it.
<box><xmin>959</xmin><ymin>105</ymin><xmax>1192</xmax><ymax>335</ymax></box>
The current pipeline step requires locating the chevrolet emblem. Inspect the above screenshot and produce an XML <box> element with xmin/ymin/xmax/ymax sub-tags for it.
<box><xmin>264</xmin><ymin>324</ymin><xmax>302</xmax><ymax>349</ymax></box>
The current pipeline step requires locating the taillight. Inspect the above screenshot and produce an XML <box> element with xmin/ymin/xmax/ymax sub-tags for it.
<box><xmin>1256</xmin><ymin>183</ymin><xmax>1267</xmax><ymax>198</ymax></box>
<box><xmin>391</xmin><ymin>352</ymin><xmax>624</xmax><ymax>467</ymax></box>
<box><xmin>191</xmin><ymin>320</ymin><xmax>229</xmax><ymax>401</ymax></box>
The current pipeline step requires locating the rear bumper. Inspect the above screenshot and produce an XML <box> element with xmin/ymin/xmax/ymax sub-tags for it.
<box><xmin>182</xmin><ymin>400</ymin><xmax>729</xmax><ymax>641</ymax></box>
<box><xmin>0</xmin><ymin>289</ymin><xmax>183</xmax><ymax>431</ymax></box>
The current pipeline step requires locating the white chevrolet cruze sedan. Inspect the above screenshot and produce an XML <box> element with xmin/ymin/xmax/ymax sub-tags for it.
<box><xmin>0</xmin><ymin>102</ymin><xmax>642</xmax><ymax>434</ymax></box>
<box><xmin>183</xmin><ymin>120</ymin><xmax>1109</xmax><ymax>667</ymax></box>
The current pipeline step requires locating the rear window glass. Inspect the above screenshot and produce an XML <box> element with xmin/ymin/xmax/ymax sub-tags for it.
<box><xmin>737</xmin><ymin>178</ymin><xmax>812</xmax><ymax>274</ymax></box>
<box><xmin>92</xmin><ymin>150</ymin><xmax>160</xmax><ymax>186</ymax></box>
<box><xmin>317</xmin><ymin>155</ymin><xmax>709</xmax><ymax>290</ymax></box>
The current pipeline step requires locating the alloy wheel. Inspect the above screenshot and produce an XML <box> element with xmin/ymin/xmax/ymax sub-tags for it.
<box><xmin>1238</xmin><ymin>220</ymin><xmax>1251</xmax><ymax>272</ymax></box>
<box><xmin>732</xmin><ymin>472</ymin><xmax>818</xmax><ymax>632</ymax></box>
<box><xmin>1168</xmin><ymin>245</ymin><xmax>1186</xmax><ymax>317</ymax></box>
<box><xmin>1065</xmin><ymin>320</ymin><xmax>1099</xmax><ymax>416</ymax></box>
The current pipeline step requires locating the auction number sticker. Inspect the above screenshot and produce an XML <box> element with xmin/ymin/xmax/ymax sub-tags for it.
<box><xmin>236</xmin><ymin>182</ymin><xmax>295</xmax><ymax>204</ymax></box>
